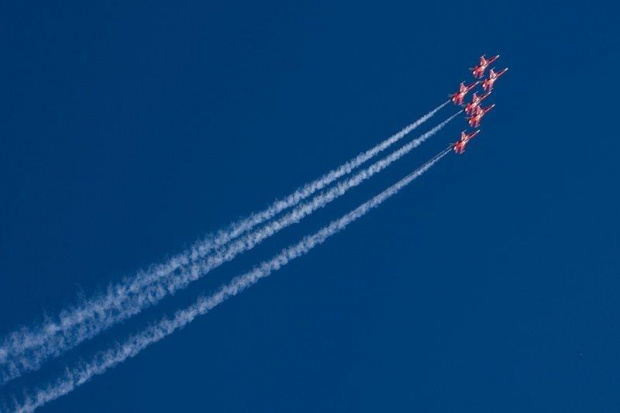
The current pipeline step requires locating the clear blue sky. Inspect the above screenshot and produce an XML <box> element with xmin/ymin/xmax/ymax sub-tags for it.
<box><xmin>1</xmin><ymin>1</ymin><xmax>619</xmax><ymax>412</ymax></box>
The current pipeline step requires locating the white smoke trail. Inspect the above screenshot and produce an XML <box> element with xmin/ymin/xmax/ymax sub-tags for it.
<box><xmin>0</xmin><ymin>111</ymin><xmax>459</xmax><ymax>385</ymax></box>
<box><xmin>0</xmin><ymin>101</ymin><xmax>448</xmax><ymax>375</ymax></box>
<box><xmin>10</xmin><ymin>147</ymin><xmax>452</xmax><ymax>413</ymax></box>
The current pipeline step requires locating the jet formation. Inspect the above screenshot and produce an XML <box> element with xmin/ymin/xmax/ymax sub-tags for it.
<box><xmin>450</xmin><ymin>54</ymin><xmax>508</xmax><ymax>154</ymax></box>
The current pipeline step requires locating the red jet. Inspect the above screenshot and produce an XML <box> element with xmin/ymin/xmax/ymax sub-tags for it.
<box><xmin>464</xmin><ymin>91</ymin><xmax>491</xmax><ymax>115</ymax></box>
<box><xmin>482</xmin><ymin>68</ymin><xmax>508</xmax><ymax>92</ymax></box>
<box><xmin>471</xmin><ymin>54</ymin><xmax>499</xmax><ymax>79</ymax></box>
<box><xmin>467</xmin><ymin>104</ymin><xmax>495</xmax><ymax>128</ymax></box>
<box><xmin>450</xmin><ymin>81</ymin><xmax>479</xmax><ymax>106</ymax></box>
<box><xmin>453</xmin><ymin>130</ymin><xmax>481</xmax><ymax>154</ymax></box>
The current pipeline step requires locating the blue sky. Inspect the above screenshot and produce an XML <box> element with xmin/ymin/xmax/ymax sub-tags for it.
<box><xmin>1</xmin><ymin>1</ymin><xmax>619</xmax><ymax>412</ymax></box>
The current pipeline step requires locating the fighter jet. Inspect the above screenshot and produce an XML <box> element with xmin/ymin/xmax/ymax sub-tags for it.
<box><xmin>482</xmin><ymin>68</ymin><xmax>508</xmax><ymax>92</ymax></box>
<box><xmin>464</xmin><ymin>91</ymin><xmax>491</xmax><ymax>116</ymax></box>
<box><xmin>471</xmin><ymin>55</ymin><xmax>499</xmax><ymax>79</ymax></box>
<box><xmin>467</xmin><ymin>104</ymin><xmax>495</xmax><ymax>128</ymax></box>
<box><xmin>450</xmin><ymin>81</ymin><xmax>479</xmax><ymax>106</ymax></box>
<box><xmin>453</xmin><ymin>130</ymin><xmax>481</xmax><ymax>154</ymax></box>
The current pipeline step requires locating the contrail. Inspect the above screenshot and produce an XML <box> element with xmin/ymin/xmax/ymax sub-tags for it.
<box><xmin>0</xmin><ymin>111</ymin><xmax>459</xmax><ymax>385</ymax></box>
<box><xmin>0</xmin><ymin>101</ymin><xmax>448</xmax><ymax>377</ymax></box>
<box><xmin>9</xmin><ymin>147</ymin><xmax>452</xmax><ymax>413</ymax></box>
